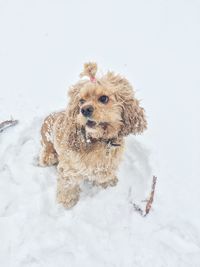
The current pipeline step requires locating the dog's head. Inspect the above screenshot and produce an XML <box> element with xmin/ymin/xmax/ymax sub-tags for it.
<box><xmin>67</xmin><ymin>63</ymin><xmax>147</xmax><ymax>145</ymax></box>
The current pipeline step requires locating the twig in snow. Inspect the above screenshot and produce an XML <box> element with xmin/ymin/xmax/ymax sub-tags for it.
<box><xmin>132</xmin><ymin>175</ymin><xmax>157</xmax><ymax>217</ymax></box>
<box><xmin>144</xmin><ymin>175</ymin><xmax>157</xmax><ymax>216</ymax></box>
<box><xmin>0</xmin><ymin>119</ymin><xmax>18</xmax><ymax>133</ymax></box>
<box><xmin>132</xmin><ymin>203</ymin><xmax>144</xmax><ymax>216</ymax></box>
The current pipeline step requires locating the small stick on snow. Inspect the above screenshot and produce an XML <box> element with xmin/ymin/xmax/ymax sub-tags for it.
<box><xmin>0</xmin><ymin>119</ymin><xmax>18</xmax><ymax>133</ymax></box>
<box><xmin>132</xmin><ymin>175</ymin><xmax>157</xmax><ymax>217</ymax></box>
<box><xmin>132</xmin><ymin>203</ymin><xmax>144</xmax><ymax>216</ymax></box>
<box><xmin>144</xmin><ymin>175</ymin><xmax>157</xmax><ymax>216</ymax></box>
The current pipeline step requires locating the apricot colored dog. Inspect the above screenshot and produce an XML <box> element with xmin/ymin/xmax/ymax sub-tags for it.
<box><xmin>39</xmin><ymin>63</ymin><xmax>147</xmax><ymax>208</ymax></box>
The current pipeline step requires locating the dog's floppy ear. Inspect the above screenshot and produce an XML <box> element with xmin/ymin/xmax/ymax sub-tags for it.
<box><xmin>120</xmin><ymin>97</ymin><xmax>147</xmax><ymax>136</ymax></box>
<box><xmin>104</xmin><ymin>72</ymin><xmax>147</xmax><ymax>136</ymax></box>
<box><xmin>67</xmin><ymin>83</ymin><xmax>81</xmax><ymax>118</ymax></box>
<box><xmin>65</xmin><ymin>81</ymin><xmax>87</xmax><ymax>151</ymax></box>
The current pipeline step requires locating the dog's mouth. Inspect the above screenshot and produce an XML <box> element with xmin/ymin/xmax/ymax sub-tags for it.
<box><xmin>86</xmin><ymin>119</ymin><xmax>97</xmax><ymax>128</ymax></box>
<box><xmin>86</xmin><ymin>120</ymin><xmax>109</xmax><ymax>130</ymax></box>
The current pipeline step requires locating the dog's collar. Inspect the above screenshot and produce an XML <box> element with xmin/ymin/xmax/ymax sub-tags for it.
<box><xmin>105</xmin><ymin>139</ymin><xmax>121</xmax><ymax>147</ymax></box>
<box><xmin>86</xmin><ymin>137</ymin><xmax>121</xmax><ymax>148</ymax></box>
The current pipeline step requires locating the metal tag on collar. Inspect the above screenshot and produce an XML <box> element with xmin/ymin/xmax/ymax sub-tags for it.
<box><xmin>106</xmin><ymin>141</ymin><xmax>112</xmax><ymax>155</ymax></box>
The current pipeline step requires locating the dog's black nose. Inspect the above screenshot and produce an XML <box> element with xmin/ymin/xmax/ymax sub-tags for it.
<box><xmin>81</xmin><ymin>105</ymin><xmax>94</xmax><ymax>117</ymax></box>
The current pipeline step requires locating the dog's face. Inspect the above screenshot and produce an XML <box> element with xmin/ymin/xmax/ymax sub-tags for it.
<box><xmin>77</xmin><ymin>83</ymin><xmax>122</xmax><ymax>139</ymax></box>
<box><xmin>68</xmin><ymin>72</ymin><xmax>147</xmax><ymax>143</ymax></box>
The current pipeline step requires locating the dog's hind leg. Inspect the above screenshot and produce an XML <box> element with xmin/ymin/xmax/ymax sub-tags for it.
<box><xmin>39</xmin><ymin>113</ymin><xmax>59</xmax><ymax>166</ymax></box>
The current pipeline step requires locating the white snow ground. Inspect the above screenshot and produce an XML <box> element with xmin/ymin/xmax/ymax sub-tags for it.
<box><xmin>0</xmin><ymin>0</ymin><xmax>200</xmax><ymax>266</ymax></box>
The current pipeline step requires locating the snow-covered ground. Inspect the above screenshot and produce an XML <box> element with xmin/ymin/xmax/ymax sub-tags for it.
<box><xmin>0</xmin><ymin>1</ymin><xmax>200</xmax><ymax>266</ymax></box>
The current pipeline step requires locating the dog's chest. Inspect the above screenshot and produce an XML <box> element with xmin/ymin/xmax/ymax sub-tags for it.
<box><xmin>86</xmin><ymin>143</ymin><xmax>122</xmax><ymax>164</ymax></box>
<box><xmin>66</xmin><ymin>142</ymin><xmax>124</xmax><ymax>177</ymax></box>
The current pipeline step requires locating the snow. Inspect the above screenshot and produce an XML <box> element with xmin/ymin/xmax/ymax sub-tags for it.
<box><xmin>0</xmin><ymin>0</ymin><xmax>200</xmax><ymax>266</ymax></box>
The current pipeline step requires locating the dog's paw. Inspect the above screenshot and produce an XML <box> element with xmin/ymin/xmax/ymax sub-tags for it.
<box><xmin>94</xmin><ymin>177</ymin><xmax>118</xmax><ymax>189</ymax></box>
<box><xmin>39</xmin><ymin>152</ymin><xmax>58</xmax><ymax>167</ymax></box>
<box><xmin>57</xmin><ymin>186</ymin><xmax>80</xmax><ymax>209</ymax></box>
<box><xmin>58</xmin><ymin>196</ymin><xmax>79</xmax><ymax>209</ymax></box>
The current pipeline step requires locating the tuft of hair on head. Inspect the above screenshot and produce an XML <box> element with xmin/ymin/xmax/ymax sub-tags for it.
<box><xmin>80</xmin><ymin>62</ymin><xmax>97</xmax><ymax>82</ymax></box>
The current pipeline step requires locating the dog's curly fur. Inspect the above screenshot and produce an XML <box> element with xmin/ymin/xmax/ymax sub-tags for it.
<box><xmin>39</xmin><ymin>63</ymin><xmax>147</xmax><ymax>208</ymax></box>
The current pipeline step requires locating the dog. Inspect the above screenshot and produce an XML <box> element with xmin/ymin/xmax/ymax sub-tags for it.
<box><xmin>39</xmin><ymin>62</ymin><xmax>147</xmax><ymax>208</ymax></box>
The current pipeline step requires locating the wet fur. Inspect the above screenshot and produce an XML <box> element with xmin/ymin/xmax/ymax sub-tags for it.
<box><xmin>39</xmin><ymin>70</ymin><xmax>147</xmax><ymax>208</ymax></box>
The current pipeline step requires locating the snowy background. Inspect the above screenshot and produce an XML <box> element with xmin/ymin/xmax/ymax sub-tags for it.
<box><xmin>0</xmin><ymin>0</ymin><xmax>200</xmax><ymax>266</ymax></box>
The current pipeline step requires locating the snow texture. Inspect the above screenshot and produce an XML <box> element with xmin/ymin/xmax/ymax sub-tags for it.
<box><xmin>0</xmin><ymin>0</ymin><xmax>200</xmax><ymax>266</ymax></box>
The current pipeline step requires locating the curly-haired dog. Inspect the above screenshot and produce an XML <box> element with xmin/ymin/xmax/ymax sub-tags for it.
<box><xmin>39</xmin><ymin>63</ymin><xmax>147</xmax><ymax>208</ymax></box>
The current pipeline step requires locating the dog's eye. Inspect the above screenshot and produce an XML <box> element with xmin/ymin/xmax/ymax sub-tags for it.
<box><xmin>79</xmin><ymin>99</ymin><xmax>85</xmax><ymax>105</ymax></box>
<box><xmin>99</xmin><ymin>95</ymin><xmax>109</xmax><ymax>104</ymax></box>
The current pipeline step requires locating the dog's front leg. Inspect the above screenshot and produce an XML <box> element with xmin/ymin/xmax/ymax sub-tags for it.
<box><xmin>56</xmin><ymin>165</ymin><xmax>81</xmax><ymax>208</ymax></box>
